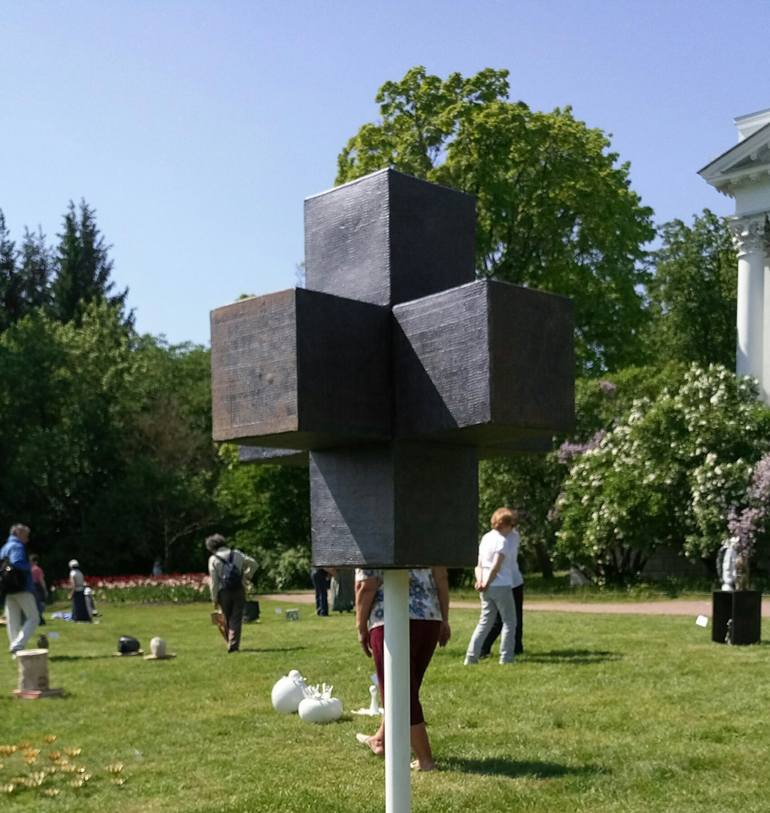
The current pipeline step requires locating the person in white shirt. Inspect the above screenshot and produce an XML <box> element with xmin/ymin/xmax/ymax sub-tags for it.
<box><xmin>480</xmin><ymin>509</ymin><xmax>524</xmax><ymax>657</ymax></box>
<box><xmin>464</xmin><ymin>507</ymin><xmax>518</xmax><ymax>665</ymax></box>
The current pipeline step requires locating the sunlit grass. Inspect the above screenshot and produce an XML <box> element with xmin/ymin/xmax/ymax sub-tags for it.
<box><xmin>2</xmin><ymin>599</ymin><xmax>768</xmax><ymax>812</ymax></box>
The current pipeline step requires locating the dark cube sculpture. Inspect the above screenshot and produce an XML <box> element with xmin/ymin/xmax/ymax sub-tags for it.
<box><xmin>211</xmin><ymin>168</ymin><xmax>574</xmax><ymax>568</ymax></box>
<box><xmin>211</xmin><ymin>287</ymin><xmax>390</xmax><ymax>449</ymax></box>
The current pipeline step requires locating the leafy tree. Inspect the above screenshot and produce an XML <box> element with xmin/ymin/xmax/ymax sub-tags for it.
<box><xmin>337</xmin><ymin>66</ymin><xmax>655</xmax><ymax>373</ymax></box>
<box><xmin>50</xmin><ymin>200</ymin><xmax>132</xmax><ymax>326</ymax></box>
<box><xmin>554</xmin><ymin>365</ymin><xmax>770</xmax><ymax>584</ymax></box>
<box><xmin>215</xmin><ymin>445</ymin><xmax>311</xmax><ymax>588</ymax></box>
<box><xmin>648</xmin><ymin>210</ymin><xmax>737</xmax><ymax>367</ymax></box>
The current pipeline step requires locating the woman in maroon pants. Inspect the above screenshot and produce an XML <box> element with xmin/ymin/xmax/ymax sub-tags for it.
<box><xmin>354</xmin><ymin>567</ymin><xmax>450</xmax><ymax>771</ymax></box>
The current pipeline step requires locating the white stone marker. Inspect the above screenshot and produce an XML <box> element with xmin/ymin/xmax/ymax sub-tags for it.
<box><xmin>13</xmin><ymin>648</ymin><xmax>64</xmax><ymax>699</ymax></box>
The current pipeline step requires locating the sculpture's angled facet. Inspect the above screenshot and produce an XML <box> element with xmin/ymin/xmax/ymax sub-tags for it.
<box><xmin>210</xmin><ymin>168</ymin><xmax>575</xmax><ymax>568</ymax></box>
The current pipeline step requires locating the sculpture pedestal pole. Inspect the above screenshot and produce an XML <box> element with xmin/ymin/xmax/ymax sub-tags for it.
<box><xmin>384</xmin><ymin>570</ymin><xmax>410</xmax><ymax>813</ymax></box>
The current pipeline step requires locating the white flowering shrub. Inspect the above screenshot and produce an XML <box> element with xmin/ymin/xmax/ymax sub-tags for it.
<box><xmin>555</xmin><ymin>365</ymin><xmax>770</xmax><ymax>583</ymax></box>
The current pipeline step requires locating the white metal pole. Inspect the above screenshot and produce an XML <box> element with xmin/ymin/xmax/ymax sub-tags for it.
<box><xmin>383</xmin><ymin>569</ymin><xmax>411</xmax><ymax>813</ymax></box>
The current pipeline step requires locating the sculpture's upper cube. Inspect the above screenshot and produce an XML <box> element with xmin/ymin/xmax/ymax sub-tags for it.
<box><xmin>304</xmin><ymin>168</ymin><xmax>476</xmax><ymax>307</ymax></box>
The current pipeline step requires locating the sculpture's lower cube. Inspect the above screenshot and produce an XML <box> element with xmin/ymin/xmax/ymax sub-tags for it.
<box><xmin>310</xmin><ymin>442</ymin><xmax>478</xmax><ymax>568</ymax></box>
<box><xmin>393</xmin><ymin>280</ymin><xmax>574</xmax><ymax>446</ymax></box>
<box><xmin>211</xmin><ymin>289</ymin><xmax>390</xmax><ymax>449</ymax></box>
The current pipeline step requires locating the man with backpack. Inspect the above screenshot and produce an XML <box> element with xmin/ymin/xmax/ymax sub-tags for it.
<box><xmin>0</xmin><ymin>523</ymin><xmax>39</xmax><ymax>657</ymax></box>
<box><xmin>206</xmin><ymin>534</ymin><xmax>257</xmax><ymax>653</ymax></box>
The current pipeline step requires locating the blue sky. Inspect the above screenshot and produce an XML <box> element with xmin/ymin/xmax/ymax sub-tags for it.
<box><xmin>2</xmin><ymin>0</ymin><xmax>770</xmax><ymax>346</ymax></box>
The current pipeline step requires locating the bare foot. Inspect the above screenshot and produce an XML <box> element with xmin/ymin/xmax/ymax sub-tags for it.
<box><xmin>410</xmin><ymin>758</ymin><xmax>436</xmax><ymax>772</ymax></box>
<box><xmin>356</xmin><ymin>732</ymin><xmax>384</xmax><ymax>756</ymax></box>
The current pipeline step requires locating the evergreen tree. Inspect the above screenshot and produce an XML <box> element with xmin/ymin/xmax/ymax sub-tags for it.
<box><xmin>50</xmin><ymin>200</ymin><xmax>132</xmax><ymax>326</ymax></box>
<box><xmin>0</xmin><ymin>209</ymin><xmax>22</xmax><ymax>331</ymax></box>
<box><xmin>18</xmin><ymin>226</ymin><xmax>53</xmax><ymax>313</ymax></box>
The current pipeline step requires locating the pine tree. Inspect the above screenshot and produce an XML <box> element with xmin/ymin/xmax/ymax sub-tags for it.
<box><xmin>0</xmin><ymin>209</ymin><xmax>22</xmax><ymax>331</ymax></box>
<box><xmin>18</xmin><ymin>226</ymin><xmax>52</xmax><ymax>312</ymax></box>
<box><xmin>50</xmin><ymin>200</ymin><xmax>132</xmax><ymax>326</ymax></box>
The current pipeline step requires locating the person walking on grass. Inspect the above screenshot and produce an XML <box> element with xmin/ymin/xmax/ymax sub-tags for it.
<box><xmin>206</xmin><ymin>534</ymin><xmax>257</xmax><ymax>653</ymax></box>
<box><xmin>464</xmin><ymin>507</ymin><xmax>518</xmax><ymax>665</ymax></box>
<box><xmin>29</xmin><ymin>554</ymin><xmax>48</xmax><ymax>626</ymax></box>
<box><xmin>479</xmin><ymin>508</ymin><xmax>524</xmax><ymax>658</ymax></box>
<box><xmin>1</xmin><ymin>523</ymin><xmax>39</xmax><ymax>656</ymax></box>
<box><xmin>354</xmin><ymin>567</ymin><xmax>451</xmax><ymax>771</ymax></box>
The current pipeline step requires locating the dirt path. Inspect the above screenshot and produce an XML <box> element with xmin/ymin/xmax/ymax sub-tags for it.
<box><xmin>260</xmin><ymin>592</ymin><xmax>770</xmax><ymax>618</ymax></box>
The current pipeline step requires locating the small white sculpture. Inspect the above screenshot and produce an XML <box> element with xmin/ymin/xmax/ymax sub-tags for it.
<box><xmin>271</xmin><ymin>669</ymin><xmax>307</xmax><ymax>714</ymax></box>
<box><xmin>351</xmin><ymin>682</ymin><xmax>384</xmax><ymax>716</ymax></box>
<box><xmin>718</xmin><ymin>537</ymin><xmax>738</xmax><ymax>592</ymax></box>
<box><xmin>298</xmin><ymin>683</ymin><xmax>342</xmax><ymax>723</ymax></box>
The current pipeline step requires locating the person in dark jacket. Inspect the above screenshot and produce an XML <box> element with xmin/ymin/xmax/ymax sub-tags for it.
<box><xmin>1</xmin><ymin>523</ymin><xmax>39</xmax><ymax>656</ymax></box>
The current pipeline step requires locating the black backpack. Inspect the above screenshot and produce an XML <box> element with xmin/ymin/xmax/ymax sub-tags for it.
<box><xmin>216</xmin><ymin>551</ymin><xmax>242</xmax><ymax>591</ymax></box>
<box><xmin>0</xmin><ymin>557</ymin><xmax>26</xmax><ymax>597</ymax></box>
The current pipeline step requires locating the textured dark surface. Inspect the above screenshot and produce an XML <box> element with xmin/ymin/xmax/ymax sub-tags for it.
<box><xmin>211</xmin><ymin>291</ymin><xmax>298</xmax><ymax>443</ymax></box>
<box><xmin>211</xmin><ymin>288</ymin><xmax>390</xmax><ymax>448</ymax></box>
<box><xmin>712</xmin><ymin>590</ymin><xmax>762</xmax><ymax>645</ymax></box>
<box><xmin>304</xmin><ymin>169</ymin><xmax>475</xmax><ymax>307</ymax></box>
<box><xmin>211</xmin><ymin>169</ymin><xmax>575</xmax><ymax>568</ymax></box>
<box><xmin>394</xmin><ymin>280</ymin><xmax>574</xmax><ymax>442</ymax></box>
<box><xmin>310</xmin><ymin>443</ymin><xmax>477</xmax><ymax>568</ymax></box>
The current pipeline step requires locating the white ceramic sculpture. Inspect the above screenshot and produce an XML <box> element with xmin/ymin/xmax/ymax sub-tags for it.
<box><xmin>718</xmin><ymin>538</ymin><xmax>738</xmax><ymax>592</ymax></box>
<box><xmin>297</xmin><ymin>683</ymin><xmax>343</xmax><ymax>723</ymax></box>
<box><xmin>271</xmin><ymin>669</ymin><xmax>308</xmax><ymax>714</ymax></box>
<box><xmin>150</xmin><ymin>637</ymin><xmax>166</xmax><ymax>658</ymax></box>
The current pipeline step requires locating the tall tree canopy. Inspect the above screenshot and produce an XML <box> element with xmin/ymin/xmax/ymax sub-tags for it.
<box><xmin>647</xmin><ymin>209</ymin><xmax>737</xmax><ymax>368</ymax></box>
<box><xmin>50</xmin><ymin>200</ymin><xmax>132</xmax><ymax>326</ymax></box>
<box><xmin>337</xmin><ymin>66</ymin><xmax>655</xmax><ymax>373</ymax></box>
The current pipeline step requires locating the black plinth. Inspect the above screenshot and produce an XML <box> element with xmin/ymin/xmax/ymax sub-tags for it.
<box><xmin>712</xmin><ymin>590</ymin><xmax>762</xmax><ymax>645</ymax></box>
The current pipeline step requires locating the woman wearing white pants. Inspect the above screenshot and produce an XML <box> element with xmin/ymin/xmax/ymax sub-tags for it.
<box><xmin>1</xmin><ymin>523</ymin><xmax>39</xmax><ymax>656</ymax></box>
<box><xmin>464</xmin><ymin>508</ymin><xmax>517</xmax><ymax>665</ymax></box>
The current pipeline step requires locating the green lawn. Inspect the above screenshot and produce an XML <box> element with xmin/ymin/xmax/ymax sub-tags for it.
<box><xmin>2</xmin><ymin>599</ymin><xmax>769</xmax><ymax>812</ymax></box>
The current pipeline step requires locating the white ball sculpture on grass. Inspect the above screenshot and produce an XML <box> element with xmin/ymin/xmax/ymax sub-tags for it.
<box><xmin>298</xmin><ymin>684</ymin><xmax>343</xmax><ymax>724</ymax></box>
<box><xmin>271</xmin><ymin>670</ymin><xmax>307</xmax><ymax>714</ymax></box>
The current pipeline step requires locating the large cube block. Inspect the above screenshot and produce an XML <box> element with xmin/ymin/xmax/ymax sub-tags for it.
<box><xmin>310</xmin><ymin>442</ymin><xmax>478</xmax><ymax>568</ymax></box>
<box><xmin>211</xmin><ymin>289</ymin><xmax>390</xmax><ymax>448</ymax></box>
<box><xmin>393</xmin><ymin>280</ymin><xmax>574</xmax><ymax>445</ymax></box>
<box><xmin>304</xmin><ymin>168</ymin><xmax>475</xmax><ymax>307</ymax></box>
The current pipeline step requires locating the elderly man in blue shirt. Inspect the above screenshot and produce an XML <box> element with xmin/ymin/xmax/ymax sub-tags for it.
<box><xmin>0</xmin><ymin>523</ymin><xmax>39</xmax><ymax>656</ymax></box>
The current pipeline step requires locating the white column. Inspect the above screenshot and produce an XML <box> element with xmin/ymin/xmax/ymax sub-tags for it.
<box><xmin>763</xmin><ymin>242</ymin><xmax>770</xmax><ymax>404</ymax></box>
<box><xmin>383</xmin><ymin>569</ymin><xmax>410</xmax><ymax>813</ymax></box>
<box><xmin>730</xmin><ymin>215</ymin><xmax>766</xmax><ymax>397</ymax></box>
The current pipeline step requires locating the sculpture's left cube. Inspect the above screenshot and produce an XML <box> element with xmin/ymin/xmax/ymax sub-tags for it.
<box><xmin>211</xmin><ymin>288</ymin><xmax>391</xmax><ymax>449</ymax></box>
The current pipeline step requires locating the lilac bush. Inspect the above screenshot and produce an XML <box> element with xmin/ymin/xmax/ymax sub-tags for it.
<box><xmin>555</xmin><ymin>365</ymin><xmax>770</xmax><ymax>583</ymax></box>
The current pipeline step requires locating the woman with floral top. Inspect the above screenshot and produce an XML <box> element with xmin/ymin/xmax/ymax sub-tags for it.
<box><xmin>354</xmin><ymin>567</ymin><xmax>450</xmax><ymax>772</ymax></box>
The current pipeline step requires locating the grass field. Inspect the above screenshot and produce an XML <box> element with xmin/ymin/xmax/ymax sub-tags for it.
<box><xmin>2</xmin><ymin>598</ymin><xmax>769</xmax><ymax>812</ymax></box>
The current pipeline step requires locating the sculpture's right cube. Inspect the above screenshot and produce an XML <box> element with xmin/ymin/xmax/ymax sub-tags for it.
<box><xmin>393</xmin><ymin>279</ymin><xmax>575</xmax><ymax>450</ymax></box>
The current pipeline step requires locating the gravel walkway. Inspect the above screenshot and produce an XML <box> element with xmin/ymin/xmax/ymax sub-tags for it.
<box><xmin>260</xmin><ymin>592</ymin><xmax>770</xmax><ymax>618</ymax></box>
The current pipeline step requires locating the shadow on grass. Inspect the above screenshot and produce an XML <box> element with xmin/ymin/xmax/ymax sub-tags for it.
<box><xmin>237</xmin><ymin>646</ymin><xmax>307</xmax><ymax>654</ymax></box>
<box><xmin>523</xmin><ymin>649</ymin><xmax>621</xmax><ymax>665</ymax></box>
<box><xmin>49</xmin><ymin>654</ymin><xmax>117</xmax><ymax>662</ymax></box>
<box><xmin>444</xmin><ymin>756</ymin><xmax>603</xmax><ymax>779</ymax></box>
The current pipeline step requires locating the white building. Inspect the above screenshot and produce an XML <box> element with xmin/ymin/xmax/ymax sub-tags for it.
<box><xmin>699</xmin><ymin>108</ymin><xmax>770</xmax><ymax>403</ymax></box>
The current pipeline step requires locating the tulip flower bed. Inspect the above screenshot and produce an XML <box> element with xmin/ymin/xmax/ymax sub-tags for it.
<box><xmin>52</xmin><ymin>573</ymin><xmax>210</xmax><ymax>604</ymax></box>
